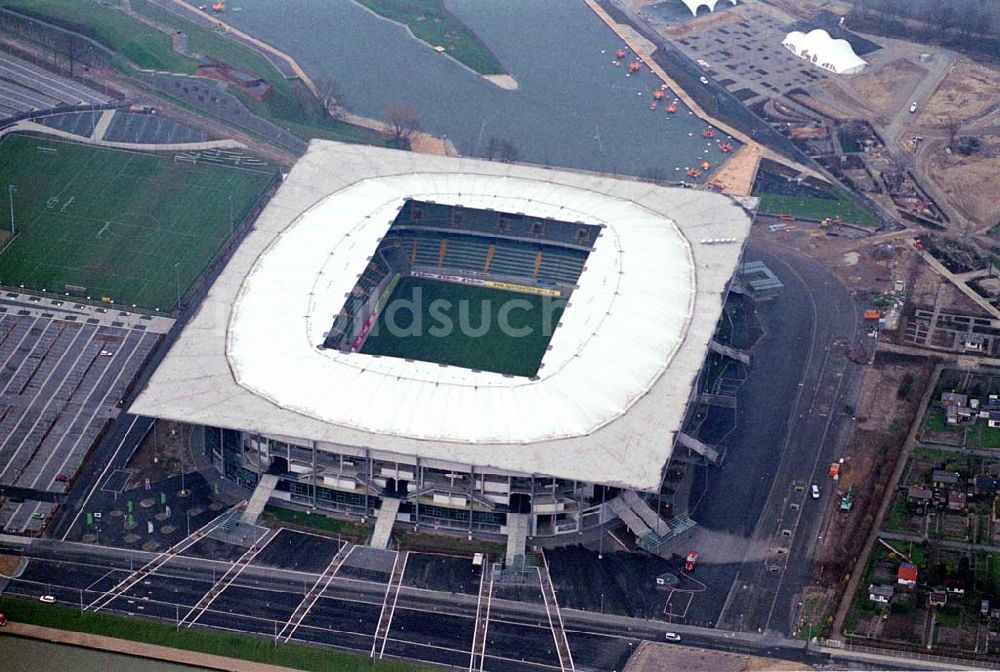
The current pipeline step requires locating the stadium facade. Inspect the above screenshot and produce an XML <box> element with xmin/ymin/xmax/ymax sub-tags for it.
<box><xmin>132</xmin><ymin>141</ymin><xmax>753</xmax><ymax>544</ymax></box>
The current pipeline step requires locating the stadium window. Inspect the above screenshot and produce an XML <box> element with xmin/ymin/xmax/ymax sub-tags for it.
<box><xmin>498</xmin><ymin>216</ymin><xmax>510</xmax><ymax>231</ymax></box>
<box><xmin>575</xmin><ymin>227</ymin><xmax>590</xmax><ymax>241</ymax></box>
<box><xmin>530</xmin><ymin>220</ymin><xmax>545</xmax><ymax>236</ymax></box>
<box><xmin>451</xmin><ymin>207</ymin><xmax>465</xmax><ymax>226</ymax></box>
<box><xmin>412</xmin><ymin>205</ymin><xmax>424</xmax><ymax>221</ymax></box>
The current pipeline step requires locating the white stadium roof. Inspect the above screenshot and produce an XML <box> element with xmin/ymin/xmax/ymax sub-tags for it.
<box><xmin>131</xmin><ymin>141</ymin><xmax>753</xmax><ymax>491</ymax></box>
<box><xmin>782</xmin><ymin>29</ymin><xmax>867</xmax><ymax>75</ymax></box>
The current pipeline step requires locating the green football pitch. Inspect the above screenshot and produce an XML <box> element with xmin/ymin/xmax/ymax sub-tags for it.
<box><xmin>0</xmin><ymin>133</ymin><xmax>276</xmax><ymax>310</ymax></box>
<box><xmin>360</xmin><ymin>276</ymin><xmax>566</xmax><ymax>377</ymax></box>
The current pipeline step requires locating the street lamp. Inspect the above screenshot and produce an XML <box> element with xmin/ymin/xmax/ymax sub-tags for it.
<box><xmin>7</xmin><ymin>184</ymin><xmax>15</xmax><ymax>235</ymax></box>
<box><xmin>174</xmin><ymin>262</ymin><xmax>181</xmax><ymax>309</ymax></box>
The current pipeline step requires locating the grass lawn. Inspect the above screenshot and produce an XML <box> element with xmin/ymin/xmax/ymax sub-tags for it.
<box><xmin>261</xmin><ymin>505</ymin><xmax>372</xmax><ymax>544</ymax></box>
<box><xmin>969</xmin><ymin>424</ymin><xmax>1000</xmax><ymax>449</ymax></box>
<box><xmin>2</xmin><ymin>0</ymin><xmax>193</xmax><ymax>73</ymax></box>
<box><xmin>392</xmin><ymin>529</ymin><xmax>506</xmax><ymax>557</ymax></box>
<box><xmin>0</xmin><ymin>596</ymin><xmax>431</xmax><ymax>672</ymax></box>
<box><xmin>0</xmin><ymin>133</ymin><xmax>275</xmax><ymax>310</ymax></box>
<box><xmin>360</xmin><ymin>276</ymin><xmax>565</xmax><ymax>378</ymax></box>
<box><xmin>754</xmin><ymin>190</ymin><xmax>878</xmax><ymax>226</ymax></box>
<box><xmin>4</xmin><ymin>0</ymin><xmax>391</xmax><ymax>146</ymax></box>
<box><xmin>355</xmin><ymin>0</ymin><xmax>503</xmax><ymax>75</ymax></box>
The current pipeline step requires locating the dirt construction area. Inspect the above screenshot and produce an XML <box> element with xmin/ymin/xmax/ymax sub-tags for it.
<box><xmin>126</xmin><ymin>420</ymin><xmax>197</xmax><ymax>487</ymax></box>
<box><xmin>924</xmin><ymin>136</ymin><xmax>1000</xmax><ymax>229</ymax></box>
<box><xmin>916</xmin><ymin>57</ymin><xmax>1000</xmax><ymax>127</ymax></box>
<box><xmin>625</xmin><ymin>641</ymin><xmax>803</xmax><ymax>672</ymax></box>
<box><xmin>798</xmin><ymin>357</ymin><xmax>933</xmax><ymax>637</ymax></box>
<box><xmin>821</xmin><ymin>58</ymin><xmax>928</xmax><ymax>124</ymax></box>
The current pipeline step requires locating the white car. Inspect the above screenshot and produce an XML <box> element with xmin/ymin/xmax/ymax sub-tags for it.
<box><xmin>38</xmin><ymin>595</ymin><xmax>55</xmax><ymax>604</ymax></box>
<box><xmin>99</xmin><ymin>350</ymin><xmax>114</xmax><ymax>357</ymax></box>
<box><xmin>699</xmin><ymin>76</ymin><xmax>709</xmax><ymax>85</ymax></box>
<box><xmin>665</xmin><ymin>632</ymin><xmax>681</xmax><ymax>642</ymax></box>
<box><xmin>909</xmin><ymin>102</ymin><xmax>917</xmax><ymax>113</ymax></box>
<box><xmin>811</xmin><ymin>484</ymin><xmax>820</xmax><ymax>499</ymax></box>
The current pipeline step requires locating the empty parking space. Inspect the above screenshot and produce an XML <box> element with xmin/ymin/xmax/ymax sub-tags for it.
<box><xmin>250</xmin><ymin>528</ymin><xmax>343</xmax><ymax>574</ymax></box>
<box><xmin>402</xmin><ymin>552</ymin><xmax>483</xmax><ymax>595</ymax></box>
<box><xmin>383</xmin><ymin>607</ymin><xmax>474</xmax><ymax>668</ymax></box>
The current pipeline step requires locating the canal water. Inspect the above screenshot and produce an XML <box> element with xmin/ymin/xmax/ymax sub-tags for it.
<box><xmin>199</xmin><ymin>0</ymin><xmax>734</xmax><ymax>178</ymax></box>
<box><xmin>0</xmin><ymin>636</ymin><xmax>212</xmax><ymax>672</ymax></box>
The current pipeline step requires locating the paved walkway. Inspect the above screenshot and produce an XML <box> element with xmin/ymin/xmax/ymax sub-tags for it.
<box><xmin>91</xmin><ymin>108</ymin><xmax>116</xmax><ymax>141</ymax></box>
<box><xmin>3</xmin><ymin>119</ymin><xmax>245</xmax><ymax>151</ymax></box>
<box><xmin>2</xmin><ymin>622</ymin><xmax>303</xmax><ymax>672</ymax></box>
<box><xmin>584</xmin><ymin>0</ymin><xmax>824</xmax><ymax>186</ymax></box>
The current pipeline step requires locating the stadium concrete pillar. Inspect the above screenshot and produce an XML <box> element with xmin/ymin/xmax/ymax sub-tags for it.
<box><xmin>414</xmin><ymin>458</ymin><xmax>421</xmax><ymax>529</ymax></box>
<box><xmin>468</xmin><ymin>465</ymin><xmax>475</xmax><ymax>537</ymax></box>
<box><xmin>310</xmin><ymin>440</ymin><xmax>317</xmax><ymax>508</ymax></box>
<box><xmin>364</xmin><ymin>449</ymin><xmax>371</xmax><ymax>522</ymax></box>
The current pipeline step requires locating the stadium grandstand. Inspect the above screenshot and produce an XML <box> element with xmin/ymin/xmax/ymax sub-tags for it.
<box><xmin>132</xmin><ymin>141</ymin><xmax>753</xmax><ymax>553</ymax></box>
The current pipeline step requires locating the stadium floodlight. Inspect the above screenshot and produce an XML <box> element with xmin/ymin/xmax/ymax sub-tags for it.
<box><xmin>6</xmin><ymin>184</ymin><xmax>14</xmax><ymax>235</ymax></box>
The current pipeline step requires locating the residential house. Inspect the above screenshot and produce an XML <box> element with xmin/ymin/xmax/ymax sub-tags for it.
<box><xmin>929</xmin><ymin>590</ymin><xmax>948</xmax><ymax>607</ymax></box>
<box><xmin>948</xmin><ymin>490</ymin><xmax>967</xmax><ymax>511</ymax></box>
<box><xmin>974</xmin><ymin>475</ymin><xmax>1000</xmax><ymax>497</ymax></box>
<box><xmin>941</xmin><ymin>392</ymin><xmax>968</xmax><ymax>407</ymax></box>
<box><xmin>946</xmin><ymin>405</ymin><xmax>959</xmax><ymax>425</ymax></box>
<box><xmin>907</xmin><ymin>486</ymin><xmax>933</xmax><ymax>506</ymax></box>
<box><xmin>932</xmin><ymin>470</ymin><xmax>962</xmax><ymax>488</ymax></box>
<box><xmin>898</xmin><ymin>562</ymin><xmax>918</xmax><ymax>588</ymax></box>
<box><xmin>868</xmin><ymin>583</ymin><xmax>894</xmax><ymax>603</ymax></box>
<box><xmin>980</xmin><ymin>410</ymin><xmax>1000</xmax><ymax>428</ymax></box>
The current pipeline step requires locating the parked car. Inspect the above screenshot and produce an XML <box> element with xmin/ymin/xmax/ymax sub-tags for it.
<box><xmin>38</xmin><ymin>595</ymin><xmax>55</xmax><ymax>604</ymax></box>
<box><xmin>55</xmin><ymin>475</ymin><xmax>70</xmax><ymax>483</ymax></box>
<box><xmin>811</xmin><ymin>484</ymin><xmax>820</xmax><ymax>499</ymax></box>
<box><xmin>665</xmin><ymin>632</ymin><xmax>681</xmax><ymax>642</ymax></box>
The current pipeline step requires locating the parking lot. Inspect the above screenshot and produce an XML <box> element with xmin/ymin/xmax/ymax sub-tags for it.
<box><xmin>0</xmin><ymin>307</ymin><xmax>159</xmax><ymax>534</ymax></box>
<box><xmin>2</xmin><ymin>527</ymin><xmax>619</xmax><ymax>671</ymax></box>
<box><xmin>0</xmin><ymin>52</ymin><xmax>109</xmax><ymax>119</ymax></box>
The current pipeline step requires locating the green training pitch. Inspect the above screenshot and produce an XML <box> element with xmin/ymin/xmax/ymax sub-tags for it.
<box><xmin>0</xmin><ymin>133</ymin><xmax>276</xmax><ymax>310</ymax></box>
<box><xmin>360</xmin><ymin>276</ymin><xmax>566</xmax><ymax>378</ymax></box>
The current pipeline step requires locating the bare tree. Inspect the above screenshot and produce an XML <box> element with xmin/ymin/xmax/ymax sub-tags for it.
<box><xmin>944</xmin><ymin>114</ymin><xmax>962</xmax><ymax>149</ymax></box>
<box><xmin>315</xmin><ymin>77</ymin><xmax>346</xmax><ymax>120</ymax></box>
<box><xmin>64</xmin><ymin>32</ymin><xmax>89</xmax><ymax>77</ymax></box>
<box><xmin>485</xmin><ymin>135</ymin><xmax>521</xmax><ymax>163</ymax></box>
<box><xmin>384</xmin><ymin>105</ymin><xmax>419</xmax><ymax>145</ymax></box>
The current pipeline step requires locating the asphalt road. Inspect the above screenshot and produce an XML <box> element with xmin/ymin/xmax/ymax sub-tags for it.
<box><xmin>0</xmin><ymin>534</ymin><xmax>833</xmax><ymax>672</ymax></box>
<box><xmin>656</xmin><ymin>241</ymin><xmax>864</xmax><ymax>635</ymax></box>
<box><xmin>713</xmin><ymin>243</ymin><xmax>863</xmax><ymax>635</ymax></box>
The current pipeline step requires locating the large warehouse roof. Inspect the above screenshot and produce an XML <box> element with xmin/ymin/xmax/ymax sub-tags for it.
<box><xmin>131</xmin><ymin>141</ymin><xmax>753</xmax><ymax>491</ymax></box>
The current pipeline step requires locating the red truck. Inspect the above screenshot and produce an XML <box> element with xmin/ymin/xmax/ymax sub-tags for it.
<box><xmin>685</xmin><ymin>550</ymin><xmax>699</xmax><ymax>573</ymax></box>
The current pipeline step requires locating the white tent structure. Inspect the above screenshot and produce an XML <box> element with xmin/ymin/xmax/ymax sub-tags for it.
<box><xmin>681</xmin><ymin>0</ymin><xmax>737</xmax><ymax>16</ymax></box>
<box><xmin>681</xmin><ymin>0</ymin><xmax>736</xmax><ymax>16</ymax></box>
<box><xmin>782</xmin><ymin>29</ymin><xmax>868</xmax><ymax>75</ymax></box>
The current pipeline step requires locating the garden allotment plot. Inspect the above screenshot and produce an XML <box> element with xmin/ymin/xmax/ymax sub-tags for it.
<box><xmin>0</xmin><ymin>133</ymin><xmax>275</xmax><ymax>310</ymax></box>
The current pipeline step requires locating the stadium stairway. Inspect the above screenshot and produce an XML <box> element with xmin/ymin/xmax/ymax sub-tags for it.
<box><xmin>708</xmin><ymin>339</ymin><xmax>751</xmax><ymax>365</ymax></box>
<box><xmin>505</xmin><ymin>513</ymin><xmax>530</xmax><ymax>565</ymax></box>
<box><xmin>241</xmin><ymin>474</ymin><xmax>279</xmax><ymax>526</ymax></box>
<box><xmin>677</xmin><ymin>432</ymin><xmax>720</xmax><ymax>464</ymax></box>
<box><xmin>370</xmin><ymin>497</ymin><xmax>401</xmax><ymax>549</ymax></box>
<box><xmin>608</xmin><ymin>497</ymin><xmax>652</xmax><ymax>538</ymax></box>
<box><xmin>622</xmin><ymin>490</ymin><xmax>669</xmax><ymax>536</ymax></box>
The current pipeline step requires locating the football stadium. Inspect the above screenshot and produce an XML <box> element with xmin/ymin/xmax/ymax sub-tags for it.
<box><xmin>131</xmin><ymin>140</ymin><xmax>753</xmax><ymax>554</ymax></box>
